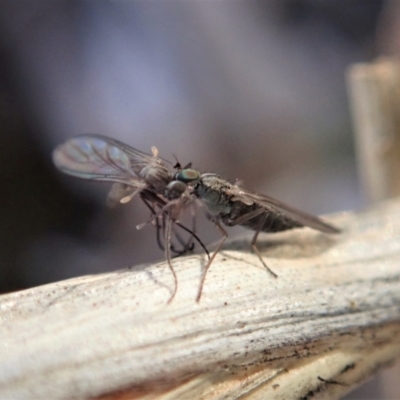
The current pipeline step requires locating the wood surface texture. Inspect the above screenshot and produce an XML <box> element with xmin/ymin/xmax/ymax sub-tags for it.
<box><xmin>1</xmin><ymin>199</ymin><xmax>400</xmax><ymax>399</ymax></box>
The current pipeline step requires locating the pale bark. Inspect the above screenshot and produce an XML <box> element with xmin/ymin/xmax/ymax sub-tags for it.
<box><xmin>1</xmin><ymin>198</ymin><xmax>400</xmax><ymax>399</ymax></box>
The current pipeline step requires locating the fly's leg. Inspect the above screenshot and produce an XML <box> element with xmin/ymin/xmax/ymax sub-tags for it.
<box><xmin>140</xmin><ymin>195</ymin><xmax>167</xmax><ymax>252</ymax></box>
<box><xmin>225</xmin><ymin>207</ymin><xmax>264</xmax><ymax>226</ymax></box>
<box><xmin>174</xmin><ymin>221</ymin><xmax>210</xmax><ymax>260</ymax></box>
<box><xmin>140</xmin><ymin>193</ymin><xmax>195</xmax><ymax>256</ymax></box>
<box><xmin>164</xmin><ymin>210</ymin><xmax>178</xmax><ymax>303</ymax></box>
<box><xmin>227</xmin><ymin>208</ymin><xmax>277</xmax><ymax>278</ymax></box>
<box><xmin>169</xmin><ymin>205</ymin><xmax>199</xmax><ymax>255</ymax></box>
<box><xmin>196</xmin><ymin>221</ymin><xmax>228</xmax><ymax>302</ymax></box>
<box><xmin>160</xmin><ymin>212</ymin><xmax>206</xmax><ymax>257</ymax></box>
<box><xmin>171</xmin><ymin>214</ymin><xmax>195</xmax><ymax>254</ymax></box>
<box><xmin>136</xmin><ymin>197</ymin><xmax>182</xmax><ymax>230</ymax></box>
<box><xmin>249</xmin><ymin>213</ymin><xmax>277</xmax><ymax>278</ymax></box>
<box><xmin>157</xmin><ymin>211</ymin><xmax>208</xmax><ymax>258</ymax></box>
<box><xmin>181</xmin><ymin>205</ymin><xmax>197</xmax><ymax>252</ymax></box>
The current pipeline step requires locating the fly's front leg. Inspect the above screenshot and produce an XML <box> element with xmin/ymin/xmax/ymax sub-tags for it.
<box><xmin>226</xmin><ymin>208</ymin><xmax>277</xmax><ymax>278</ymax></box>
<box><xmin>171</xmin><ymin>204</ymin><xmax>197</xmax><ymax>254</ymax></box>
<box><xmin>186</xmin><ymin>204</ymin><xmax>197</xmax><ymax>251</ymax></box>
<box><xmin>140</xmin><ymin>194</ymin><xmax>166</xmax><ymax>252</ymax></box>
<box><xmin>140</xmin><ymin>193</ymin><xmax>177</xmax><ymax>255</ymax></box>
<box><xmin>170</xmin><ymin>224</ymin><xmax>194</xmax><ymax>255</ymax></box>
<box><xmin>140</xmin><ymin>192</ymin><xmax>209</xmax><ymax>259</ymax></box>
<box><xmin>166</xmin><ymin>203</ymin><xmax>205</xmax><ymax>257</ymax></box>
<box><xmin>174</xmin><ymin>221</ymin><xmax>210</xmax><ymax>259</ymax></box>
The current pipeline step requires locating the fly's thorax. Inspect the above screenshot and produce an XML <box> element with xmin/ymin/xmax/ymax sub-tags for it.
<box><xmin>196</xmin><ymin>173</ymin><xmax>230</xmax><ymax>193</ymax></box>
<box><xmin>195</xmin><ymin>173</ymin><xmax>232</xmax><ymax>216</ymax></box>
<box><xmin>140</xmin><ymin>165</ymin><xmax>173</xmax><ymax>192</ymax></box>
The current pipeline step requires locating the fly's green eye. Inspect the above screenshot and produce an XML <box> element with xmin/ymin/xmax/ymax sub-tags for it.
<box><xmin>165</xmin><ymin>181</ymin><xmax>186</xmax><ymax>200</ymax></box>
<box><xmin>175</xmin><ymin>168</ymin><xmax>200</xmax><ymax>183</ymax></box>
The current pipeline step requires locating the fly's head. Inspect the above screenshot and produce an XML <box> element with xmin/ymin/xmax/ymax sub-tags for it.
<box><xmin>165</xmin><ymin>168</ymin><xmax>200</xmax><ymax>200</ymax></box>
<box><xmin>174</xmin><ymin>168</ymin><xmax>200</xmax><ymax>184</ymax></box>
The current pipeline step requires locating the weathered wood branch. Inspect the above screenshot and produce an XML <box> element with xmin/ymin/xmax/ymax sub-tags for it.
<box><xmin>347</xmin><ymin>57</ymin><xmax>400</xmax><ymax>202</ymax></box>
<box><xmin>1</xmin><ymin>198</ymin><xmax>400</xmax><ymax>399</ymax></box>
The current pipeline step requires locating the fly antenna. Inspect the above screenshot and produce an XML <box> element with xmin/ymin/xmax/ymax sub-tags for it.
<box><xmin>172</xmin><ymin>154</ymin><xmax>181</xmax><ymax>170</ymax></box>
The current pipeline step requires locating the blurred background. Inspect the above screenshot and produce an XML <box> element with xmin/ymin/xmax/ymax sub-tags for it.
<box><xmin>0</xmin><ymin>1</ymin><xmax>399</xmax><ymax>397</ymax></box>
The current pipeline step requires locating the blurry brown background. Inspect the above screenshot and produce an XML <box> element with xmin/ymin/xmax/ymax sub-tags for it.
<box><xmin>0</xmin><ymin>1</ymin><xmax>399</xmax><ymax>398</ymax></box>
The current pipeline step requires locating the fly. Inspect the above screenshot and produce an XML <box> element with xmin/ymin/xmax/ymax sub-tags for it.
<box><xmin>53</xmin><ymin>134</ymin><xmax>340</xmax><ymax>303</ymax></box>
<box><xmin>176</xmin><ymin>172</ymin><xmax>340</xmax><ymax>300</ymax></box>
<box><xmin>52</xmin><ymin>134</ymin><xmax>206</xmax><ymax>302</ymax></box>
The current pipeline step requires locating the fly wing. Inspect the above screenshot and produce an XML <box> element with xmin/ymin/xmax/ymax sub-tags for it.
<box><xmin>52</xmin><ymin>134</ymin><xmax>159</xmax><ymax>188</ymax></box>
<box><xmin>227</xmin><ymin>186</ymin><xmax>340</xmax><ymax>234</ymax></box>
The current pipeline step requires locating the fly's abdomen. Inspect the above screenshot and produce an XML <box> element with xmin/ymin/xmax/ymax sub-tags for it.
<box><xmin>244</xmin><ymin>212</ymin><xmax>303</xmax><ymax>232</ymax></box>
<box><xmin>259</xmin><ymin>212</ymin><xmax>303</xmax><ymax>232</ymax></box>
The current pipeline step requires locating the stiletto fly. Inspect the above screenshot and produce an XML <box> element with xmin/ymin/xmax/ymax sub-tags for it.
<box><xmin>53</xmin><ymin>134</ymin><xmax>340</xmax><ymax>302</ymax></box>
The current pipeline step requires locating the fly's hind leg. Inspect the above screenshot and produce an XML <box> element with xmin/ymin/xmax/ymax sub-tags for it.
<box><xmin>250</xmin><ymin>213</ymin><xmax>277</xmax><ymax>278</ymax></box>
<box><xmin>227</xmin><ymin>209</ymin><xmax>277</xmax><ymax>278</ymax></box>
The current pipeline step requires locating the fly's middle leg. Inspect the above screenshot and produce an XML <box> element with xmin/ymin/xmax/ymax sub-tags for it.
<box><xmin>164</xmin><ymin>210</ymin><xmax>178</xmax><ymax>303</ymax></box>
<box><xmin>196</xmin><ymin>221</ymin><xmax>228</xmax><ymax>302</ymax></box>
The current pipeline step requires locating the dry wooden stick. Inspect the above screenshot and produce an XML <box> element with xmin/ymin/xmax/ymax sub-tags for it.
<box><xmin>1</xmin><ymin>198</ymin><xmax>400</xmax><ymax>399</ymax></box>
<box><xmin>347</xmin><ymin>57</ymin><xmax>400</xmax><ymax>398</ymax></box>
<box><xmin>347</xmin><ymin>57</ymin><xmax>400</xmax><ymax>202</ymax></box>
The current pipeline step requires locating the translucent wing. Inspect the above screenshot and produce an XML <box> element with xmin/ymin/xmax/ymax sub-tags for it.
<box><xmin>52</xmin><ymin>134</ymin><xmax>164</xmax><ymax>187</ymax></box>
<box><xmin>227</xmin><ymin>186</ymin><xmax>340</xmax><ymax>234</ymax></box>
